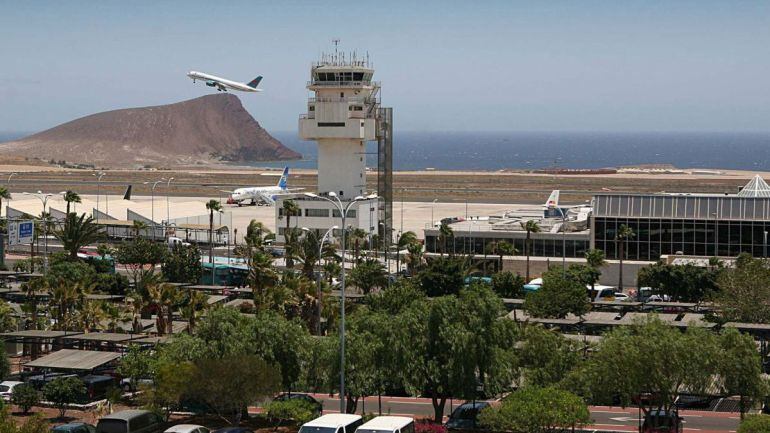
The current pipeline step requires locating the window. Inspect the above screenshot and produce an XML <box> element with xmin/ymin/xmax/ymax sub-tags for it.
<box><xmin>332</xmin><ymin>209</ymin><xmax>356</xmax><ymax>218</ymax></box>
<box><xmin>340</xmin><ymin>92</ymin><xmax>344</xmax><ymax>98</ymax></box>
<box><xmin>309</xmin><ymin>105</ymin><xmax>315</xmax><ymax>111</ymax></box>
<box><xmin>305</xmin><ymin>209</ymin><xmax>329</xmax><ymax>217</ymax></box>
<box><xmin>353</xmin><ymin>72</ymin><xmax>364</xmax><ymax>81</ymax></box>
<box><xmin>318</xmin><ymin>122</ymin><xmax>345</xmax><ymax>127</ymax></box>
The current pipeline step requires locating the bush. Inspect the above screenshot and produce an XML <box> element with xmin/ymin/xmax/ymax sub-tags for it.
<box><xmin>264</xmin><ymin>399</ymin><xmax>317</xmax><ymax>426</ymax></box>
<box><xmin>415</xmin><ymin>421</ymin><xmax>447</xmax><ymax>433</ymax></box>
<box><xmin>738</xmin><ymin>415</ymin><xmax>770</xmax><ymax>433</ymax></box>
<box><xmin>43</xmin><ymin>377</ymin><xmax>85</xmax><ymax>418</ymax></box>
<box><xmin>12</xmin><ymin>384</ymin><xmax>39</xmax><ymax>414</ymax></box>
<box><xmin>491</xmin><ymin>271</ymin><xmax>525</xmax><ymax>298</ymax></box>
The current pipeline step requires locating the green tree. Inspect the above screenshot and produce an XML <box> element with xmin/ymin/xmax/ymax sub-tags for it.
<box><xmin>615</xmin><ymin>224</ymin><xmax>635</xmax><ymax>290</ymax></box>
<box><xmin>738</xmin><ymin>415</ymin><xmax>770</xmax><ymax>433</ymax></box>
<box><xmin>247</xmin><ymin>250</ymin><xmax>279</xmax><ymax>309</ymax></box>
<box><xmin>566</xmin><ymin>263</ymin><xmax>599</xmax><ymax>288</ymax></box>
<box><xmin>584</xmin><ymin>315</ymin><xmax>719</xmax><ymax>417</ymax></box>
<box><xmin>11</xmin><ymin>384</ymin><xmax>39</xmax><ymax>414</ymax></box>
<box><xmin>638</xmin><ymin>262</ymin><xmax>719</xmax><ymax>302</ymax></box>
<box><xmin>478</xmin><ymin>386</ymin><xmax>590</xmax><ymax>433</ymax></box>
<box><xmin>244</xmin><ymin>220</ymin><xmax>270</xmax><ymax>248</ymax></box>
<box><xmin>162</xmin><ymin>243</ymin><xmax>202</xmax><ymax>283</ymax></box>
<box><xmin>417</xmin><ymin>256</ymin><xmax>468</xmax><ymax>297</ymax></box>
<box><xmin>297</xmin><ymin>229</ymin><xmax>321</xmax><ymax>280</ymax></box>
<box><xmin>405</xmin><ymin>242</ymin><xmax>424</xmax><ymax>275</ymax></box>
<box><xmin>492</xmin><ymin>271</ymin><xmax>525</xmax><ymax>298</ymax></box>
<box><xmin>187</xmin><ymin>355</ymin><xmax>280</xmax><ymax>425</ymax></box>
<box><xmin>62</xmin><ymin>190</ymin><xmax>81</xmax><ymax>215</ymax></box>
<box><xmin>0</xmin><ymin>187</ymin><xmax>10</xmax><ymax>221</ymax></box>
<box><xmin>43</xmin><ymin>376</ymin><xmax>86</xmax><ymax>418</ymax></box>
<box><xmin>520</xmin><ymin>220</ymin><xmax>541</xmax><ymax>282</ymax></box>
<box><xmin>114</xmin><ymin>238</ymin><xmax>167</xmax><ymax>290</ymax></box>
<box><xmin>251</xmin><ymin>311</ymin><xmax>310</xmax><ymax>393</ymax></box>
<box><xmin>282</xmin><ymin>200</ymin><xmax>300</xmax><ymax>268</ymax></box>
<box><xmin>264</xmin><ymin>399</ymin><xmax>318</xmax><ymax>427</ymax></box>
<box><xmin>349</xmin><ymin>258</ymin><xmax>387</xmax><ymax>295</ymax></box>
<box><xmin>205</xmin><ymin>199</ymin><xmax>222</xmax><ymax>279</ymax></box>
<box><xmin>518</xmin><ymin>325</ymin><xmax>584</xmax><ymax>388</ymax></box>
<box><xmin>715</xmin><ymin>255</ymin><xmax>770</xmax><ymax>323</ymax></box>
<box><xmin>54</xmin><ymin>213</ymin><xmax>104</xmax><ymax>259</ymax></box>
<box><xmin>525</xmin><ymin>267</ymin><xmax>590</xmax><ymax>318</ymax></box>
<box><xmin>117</xmin><ymin>344</ymin><xmax>153</xmax><ymax>392</ymax></box>
<box><xmin>584</xmin><ymin>248</ymin><xmax>606</xmax><ymax>290</ymax></box>
<box><xmin>719</xmin><ymin>328</ymin><xmax>768</xmax><ymax>418</ymax></box>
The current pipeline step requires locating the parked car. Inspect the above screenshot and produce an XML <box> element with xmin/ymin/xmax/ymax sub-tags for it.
<box><xmin>211</xmin><ymin>428</ymin><xmax>252</xmax><ymax>433</ymax></box>
<box><xmin>614</xmin><ymin>292</ymin><xmax>632</xmax><ymax>302</ymax></box>
<box><xmin>273</xmin><ymin>392</ymin><xmax>322</xmax><ymax>414</ymax></box>
<box><xmin>96</xmin><ymin>410</ymin><xmax>165</xmax><ymax>433</ymax></box>
<box><xmin>642</xmin><ymin>409</ymin><xmax>682</xmax><ymax>433</ymax></box>
<box><xmin>119</xmin><ymin>377</ymin><xmax>153</xmax><ymax>393</ymax></box>
<box><xmin>164</xmin><ymin>425</ymin><xmax>209</xmax><ymax>433</ymax></box>
<box><xmin>52</xmin><ymin>423</ymin><xmax>97</xmax><ymax>433</ymax></box>
<box><xmin>445</xmin><ymin>402</ymin><xmax>490</xmax><ymax>430</ymax></box>
<box><xmin>80</xmin><ymin>375</ymin><xmax>118</xmax><ymax>402</ymax></box>
<box><xmin>0</xmin><ymin>381</ymin><xmax>24</xmax><ymax>402</ymax></box>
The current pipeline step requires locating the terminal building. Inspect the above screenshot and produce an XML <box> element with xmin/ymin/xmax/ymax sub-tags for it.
<box><xmin>276</xmin><ymin>50</ymin><xmax>393</xmax><ymax>242</ymax></box>
<box><xmin>425</xmin><ymin>175</ymin><xmax>770</xmax><ymax>271</ymax></box>
<box><xmin>592</xmin><ymin>175</ymin><xmax>770</xmax><ymax>261</ymax></box>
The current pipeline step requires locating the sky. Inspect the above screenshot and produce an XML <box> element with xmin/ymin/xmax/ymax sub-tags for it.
<box><xmin>1</xmin><ymin>1</ymin><xmax>770</xmax><ymax>133</ymax></box>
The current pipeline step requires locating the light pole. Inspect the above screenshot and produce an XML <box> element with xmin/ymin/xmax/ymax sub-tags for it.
<box><xmin>94</xmin><ymin>172</ymin><xmax>105</xmax><ymax>218</ymax></box>
<box><xmin>7</xmin><ymin>173</ymin><xmax>16</xmax><ymax>186</ymax></box>
<box><xmin>166</xmin><ymin>177</ymin><xmax>174</xmax><ymax>223</ymax></box>
<box><xmin>143</xmin><ymin>180</ymin><xmax>164</xmax><ymax>240</ymax></box>
<box><xmin>431</xmin><ymin>198</ymin><xmax>438</xmax><ymax>227</ymax></box>
<box><xmin>764</xmin><ymin>231</ymin><xmax>767</xmax><ymax>259</ymax></box>
<box><xmin>23</xmin><ymin>191</ymin><xmax>53</xmax><ymax>270</ymax></box>
<box><xmin>307</xmin><ymin>225</ymin><xmax>338</xmax><ymax>336</ymax></box>
<box><xmin>304</xmin><ymin>191</ymin><xmax>375</xmax><ymax>413</ymax></box>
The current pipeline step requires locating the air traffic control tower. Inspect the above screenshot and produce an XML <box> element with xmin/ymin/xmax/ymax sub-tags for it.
<box><xmin>276</xmin><ymin>51</ymin><xmax>393</xmax><ymax>245</ymax></box>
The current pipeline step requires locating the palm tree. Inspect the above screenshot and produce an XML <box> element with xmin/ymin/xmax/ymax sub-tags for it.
<box><xmin>245</xmin><ymin>220</ymin><xmax>271</xmax><ymax>247</ymax></box>
<box><xmin>159</xmin><ymin>284</ymin><xmax>183</xmax><ymax>335</ymax></box>
<box><xmin>182</xmin><ymin>289</ymin><xmax>209</xmax><ymax>333</ymax></box>
<box><xmin>0</xmin><ymin>186</ymin><xmax>10</xmax><ymax>217</ymax></box>
<box><xmin>49</xmin><ymin>279</ymin><xmax>79</xmax><ymax>330</ymax></box>
<box><xmin>520</xmin><ymin>220</ymin><xmax>541</xmax><ymax>282</ymax></box>
<box><xmin>54</xmin><ymin>213</ymin><xmax>104</xmax><ymax>259</ymax></box>
<box><xmin>282</xmin><ymin>198</ymin><xmax>300</xmax><ymax>235</ymax></box>
<box><xmin>62</xmin><ymin>190</ymin><xmax>81</xmax><ymax>215</ymax></box>
<box><xmin>616</xmin><ymin>224</ymin><xmax>635</xmax><ymax>291</ymax></box>
<box><xmin>205</xmin><ymin>199</ymin><xmax>222</xmax><ymax>283</ymax></box>
<box><xmin>248</xmin><ymin>250</ymin><xmax>279</xmax><ymax>309</ymax></box>
<box><xmin>438</xmin><ymin>223</ymin><xmax>454</xmax><ymax>256</ymax></box>
<box><xmin>396</xmin><ymin>231</ymin><xmax>418</xmax><ymax>275</ymax></box>
<box><xmin>349</xmin><ymin>258</ymin><xmax>387</xmax><ymax>295</ymax></box>
<box><xmin>348</xmin><ymin>228</ymin><xmax>368</xmax><ymax>263</ymax></box>
<box><xmin>584</xmin><ymin>248</ymin><xmax>606</xmax><ymax>291</ymax></box>
<box><xmin>283</xmin><ymin>227</ymin><xmax>301</xmax><ymax>269</ymax></box>
<box><xmin>323</xmin><ymin>260</ymin><xmax>341</xmax><ymax>285</ymax></box>
<box><xmin>77</xmin><ymin>300</ymin><xmax>106</xmax><ymax>332</ymax></box>
<box><xmin>96</xmin><ymin>243</ymin><xmax>113</xmax><ymax>259</ymax></box>
<box><xmin>298</xmin><ymin>230</ymin><xmax>321</xmax><ymax>279</ymax></box>
<box><xmin>488</xmin><ymin>240</ymin><xmax>517</xmax><ymax>273</ymax></box>
<box><xmin>132</xmin><ymin>220</ymin><xmax>147</xmax><ymax>238</ymax></box>
<box><xmin>406</xmin><ymin>242</ymin><xmax>424</xmax><ymax>275</ymax></box>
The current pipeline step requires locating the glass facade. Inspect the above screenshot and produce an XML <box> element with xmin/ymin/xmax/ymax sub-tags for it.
<box><xmin>424</xmin><ymin>235</ymin><xmax>590</xmax><ymax>258</ymax></box>
<box><xmin>593</xmin><ymin>217</ymin><xmax>770</xmax><ymax>260</ymax></box>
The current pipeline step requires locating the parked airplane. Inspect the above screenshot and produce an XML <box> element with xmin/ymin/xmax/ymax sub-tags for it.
<box><xmin>187</xmin><ymin>70</ymin><xmax>263</xmax><ymax>93</ymax></box>
<box><xmin>224</xmin><ymin>167</ymin><xmax>298</xmax><ymax>206</ymax></box>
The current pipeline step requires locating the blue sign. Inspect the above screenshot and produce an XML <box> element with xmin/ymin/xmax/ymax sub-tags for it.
<box><xmin>19</xmin><ymin>222</ymin><xmax>33</xmax><ymax>238</ymax></box>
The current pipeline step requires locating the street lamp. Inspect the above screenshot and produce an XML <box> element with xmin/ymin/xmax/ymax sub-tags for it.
<box><xmin>93</xmin><ymin>172</ymin><xmax>105</xmax><ymax>218</ymax></box>
<box><xmin>7</xmin><ymin>173</ymin><xmax>16</xmax><ymax>186</ymax></box>
<box><xmin>431</xmin><ymin>198</ymin><xmax>438</xmax><ymax>227</ymax></box>
<box><xmin>304</xmin><ymin>191</ymin><xmax>375</xmax><ymax>413</ymax></box>
<box><xmin>143</xmin><ymin>179</ymin><xmax>164</xmax><ymax>240</ymax></box>
<box><xmin>22</xmin><ymin>191</ymin><xmax>53</xmax><ymax>270</ymax></box>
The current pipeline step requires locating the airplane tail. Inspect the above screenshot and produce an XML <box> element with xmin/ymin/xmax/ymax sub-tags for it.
<box><xmin>277</xmin><ymin>167</ymin><xmax>289</xmax><ymax>189</ymax></box>
<box><xmin>123</xmin><ymin>185</ymin><xmax>132</xmax><ymax>200</ymax></box>
<box><xmin>545</xmin><ymin>190</ymin><xmax>559</xmax><ymax>209</ymax></box>
<box><xmin>247</xmin><ymin>76</ymin><xmax>263</xmax><ymax>89</ymax></box>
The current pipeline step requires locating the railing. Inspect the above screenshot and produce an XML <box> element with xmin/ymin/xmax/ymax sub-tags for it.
<box><xmin>307</xmin><ymin>80</ymin><xmax>380</xmax><ymax>88</ymax></box>
<box><xmin>308</xmin><ymin>97</ymin><xmax>380</xmax><ymax>104</ymax></box>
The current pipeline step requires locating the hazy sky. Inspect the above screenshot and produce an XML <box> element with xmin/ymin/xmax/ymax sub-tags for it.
<box><xmin>1</xmin><ymin>1</ymin><xmax>769</xmax><ymax>133</ymax></box>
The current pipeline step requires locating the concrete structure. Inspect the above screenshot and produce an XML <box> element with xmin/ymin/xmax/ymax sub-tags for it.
<box><xmin>279</xmin><ymin>51</ymin><xmax>386</xmax><ymax>241</ymax></box>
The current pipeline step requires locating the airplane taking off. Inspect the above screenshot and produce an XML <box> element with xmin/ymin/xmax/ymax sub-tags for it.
<box><xmin>224</xmin><ymin>167</ymin><xmax>299</xmax><ymax>206</ymax></box>
<box><xmin>187</xmin><ymin>70</ymin><xmax>263</xmax><ymax>93</ymax></box>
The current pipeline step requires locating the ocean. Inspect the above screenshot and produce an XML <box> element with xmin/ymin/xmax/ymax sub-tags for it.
<box><xmin>3</xmin><ymin>131</ymin><xmax>770</xmax><ymax>171</ymax></box>
<box><xmin>264</xmin><ymin>131</ymin><xmax>770</xmax><ymax>172</ymax></box>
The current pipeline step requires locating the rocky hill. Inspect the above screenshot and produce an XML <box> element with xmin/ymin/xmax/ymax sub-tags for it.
<box><xmin>0</xmin><ymin>94</ymin><xmax>300</xmax><ymax>167</ymax></box>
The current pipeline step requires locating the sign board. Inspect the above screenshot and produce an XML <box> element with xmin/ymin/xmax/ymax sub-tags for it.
<box><xmin>8</xmin><ymin>220</ymin><xmax>34</xmax><ymax>246</ymax></box>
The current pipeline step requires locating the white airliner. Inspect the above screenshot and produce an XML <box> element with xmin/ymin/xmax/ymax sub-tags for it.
<box><xmin>224</xmin><ymin>167</ymin><xmax>299</xmax><ymax>206</ymax></box>
<box><xmin>187</xmin><ymin>70</ymin><xmax>263</xmax><ymax>93</ymax></box>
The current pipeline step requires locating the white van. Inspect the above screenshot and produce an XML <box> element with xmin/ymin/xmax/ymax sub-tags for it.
<box><xmin>587</xmin><ymin>284</ymin><xmax>619</xmax><ymax>302</ymax></box>
<box><xmin>356</xmin><ymin>416</ymin><xmax>415</xmax><ymax>433</ymax></box>
<box><xmin>300</xmin><ymin>414</ymin><xmax>363</xmax><ymax>433</ymax></box>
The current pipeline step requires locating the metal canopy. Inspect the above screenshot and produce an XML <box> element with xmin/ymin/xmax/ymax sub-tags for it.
<box><xmin>25</xmin><ymin>349</ymin><xmax>121</xmax><ymax>370</ymax></box>
<box><xmin>1</xmin><ymin>330</ymin><xmax>79</xmax><ymax>339</ymax></box>
<box><xmin>737</xmin><ymin>175</ymin><xmax>770</xmax><ymax>198</ymax></box>
<box><xmin>61</xmin><ymin>333</ymin><xmax>143</xmax><ymax>343</ymax></box>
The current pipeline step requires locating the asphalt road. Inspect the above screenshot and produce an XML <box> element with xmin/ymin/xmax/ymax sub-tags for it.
<box><xmin>298</xmin><ymin>394</ymin><xmax>741</xmax><ymax>433</ymax></box>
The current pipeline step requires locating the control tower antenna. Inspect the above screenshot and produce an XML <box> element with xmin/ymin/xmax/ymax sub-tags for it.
<box><xmin>332</xmin><ymin>38</ymin><xmax>340</xmax><ymax>63</ymax></box>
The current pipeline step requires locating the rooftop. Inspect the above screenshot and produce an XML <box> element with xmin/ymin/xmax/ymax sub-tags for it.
<box><xmin>25</xmin><ymin>349</ymin><xmax>121</xmax><ymax>371</ymax></box>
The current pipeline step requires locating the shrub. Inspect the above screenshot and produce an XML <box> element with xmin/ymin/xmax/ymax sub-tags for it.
<box><xmin>12</xmin><ymin>384</ymin><xmax>39</xmax><ymax>414</ymax></box>
<box><xmin>415</xmin><ymin>421</ymin><xmax>447</xmax><ymax>433</ymax></box>
<box><xmin>264</xmin><ymin>399</ymin><xmax>317</xmax><ymax>426</ymax></box>
<box><xmin>43</xmin><ymin>377</ymin><xmax>85</xmax><ymax>418</ymax></box>
<box><xmin>738</xmin><ymin>415</ymin><xmax>770</xmax><ymax>433</ymax></box>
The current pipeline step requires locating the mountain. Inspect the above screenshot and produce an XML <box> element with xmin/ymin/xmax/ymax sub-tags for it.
<box><xmin>0</xmin><ymin>94</ymin><xmax>300</xmax><ymax>167</ymax></box>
